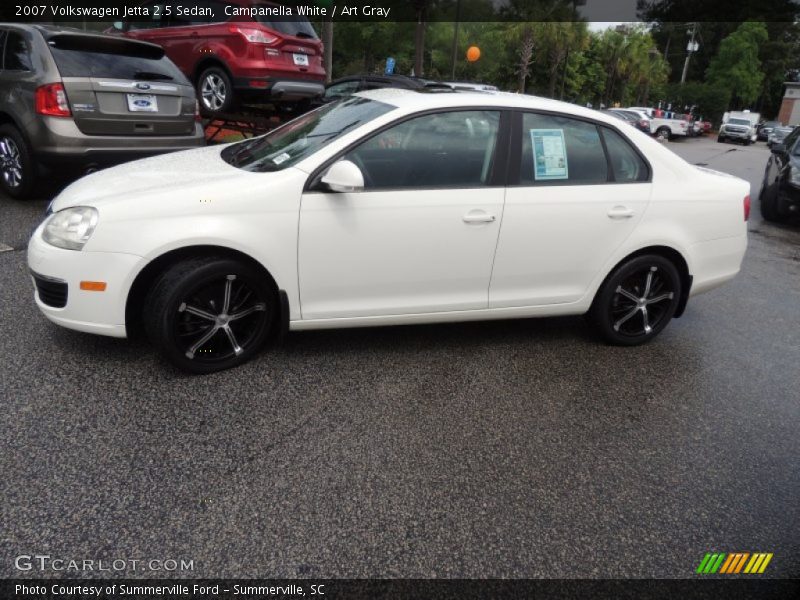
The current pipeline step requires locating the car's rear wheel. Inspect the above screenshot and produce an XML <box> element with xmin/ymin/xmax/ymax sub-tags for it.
<box><xmin>144</xmin><ymin>258</ymin><xmax>275</xmax><ymax>373</ymax></box>
<box><xmin>0</xmin><ymin>124</ymin><xmax>36</xmax><ymax>199</ymax></box>
<box><xmin>197</xmin><ymin>66</ymin><xmax>235</xmax><ymax>116</ymax></box>
<box><xmin>590</xmin><ymin>255</ymin><xmax>681</xmax><ymax>346</ymax></box>
<box><xmin>717</xmin><ymin>135</ymin><xmax>725</xmax><ymax>143</ymax></box>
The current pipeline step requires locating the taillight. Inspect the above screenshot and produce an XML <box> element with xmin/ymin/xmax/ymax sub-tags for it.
<box><xmin>228</xmin><ymin>26</ymin><xmax>277</xmax><ymax>45</ymax></box>
<box><xmin>743</xmin><ymin>194</ymin><xmax>751</xmax><ymax>221</ymax></box>
<box><xmin>35</xmin><ymin>83</ymin><xmax>71</xmax><ymax>117</ymax></box>
<box><xmin>639</xmin><ymin>119</ymin><xmax>648</xmax><ymax>128</ymax></box>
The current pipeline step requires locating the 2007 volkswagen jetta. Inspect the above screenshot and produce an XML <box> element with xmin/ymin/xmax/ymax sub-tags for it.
<box><xmin>28</xmin><ymin>89</ymin><xmax>749</xmax><ymax>373</ymax></box>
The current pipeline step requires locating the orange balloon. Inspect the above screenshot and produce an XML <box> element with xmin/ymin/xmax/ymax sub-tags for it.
<box><xmin>466</xmin><ymin>46</ymin><xmax>481</xmax><ymax>62</ymax></box>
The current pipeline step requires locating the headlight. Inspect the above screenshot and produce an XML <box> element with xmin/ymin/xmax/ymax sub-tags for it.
<box><xmin>42</xmin><ymin>207</ymin><xmax>98</xmax><ymax>250</ymax></box>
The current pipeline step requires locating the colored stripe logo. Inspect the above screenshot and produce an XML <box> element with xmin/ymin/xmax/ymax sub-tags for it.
<box><xmin>696</xmin><ymin>552</ymin><xmax>773</xmax><ymax>574</ymax></box>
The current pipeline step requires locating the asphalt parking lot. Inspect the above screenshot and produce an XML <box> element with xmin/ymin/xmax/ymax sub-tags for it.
<box><xmin>1</xmin><ymin>135</ymin><xmax>798</xmax><ymax>579</ymax></box>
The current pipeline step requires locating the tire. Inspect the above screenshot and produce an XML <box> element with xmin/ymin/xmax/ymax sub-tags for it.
<box><xmin>143</xmin><ymin>257</ymin><xmax>276</xmax><ymax>373</ymax></box>
<box><xmin>0</xmin><ymin>124</ymin><xmax>37</xmax><ymax>199</ymax></box>
<box><xmin>197</xmin><ymin>66</ymin><xmax>235</xmax><ymax>116</ymax></box>
<box><xmin>656</xmin><ymin>127</ymin><xmax>670</xmax><ymax>141</ymax></box>
<box><xmin>717</xmin><ymin>135</ymin><xmax>725</xmax><ymax>143</ymax></box>
<box><xmin>590</xmin><ymin>255</ymin><xmax>682</xmax><ymax>346</ymax></box>
<box><xmin>744</xmin><ymin>139</ymin><xmax>752</xmax><ymax>146</ymax></box>
<box><xmin>759</xmin><ymin>176</ymin><xmax>782</xmax><ymax>222</ymax></box>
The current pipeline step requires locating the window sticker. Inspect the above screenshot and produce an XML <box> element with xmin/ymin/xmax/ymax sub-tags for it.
<box><xmin>530</xmin><ymin>129</ymin><xmax>568</xmax><ymax>180</ymax></box>
<box><xmin>272</xmin><ymin>152</ymin><xmax>291</xmax><ymax>165</ymax></box>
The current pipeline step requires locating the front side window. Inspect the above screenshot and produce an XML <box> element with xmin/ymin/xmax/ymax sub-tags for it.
<box><xmin>4</xmin><ymin>32</ymin><xmax>32</xmax><ymax>71</ymax></box>
<box><xmin>222</xmin><ymin>96</ymin><xmax>394</xmax><ymax>172</ymax></box>
<box><xmin>520</xmin><ymin>113</ymin><xmax>607</xmax><ymax>185</ymax></box>
<box><xmin>344</xmin><ymin>110</ymin><xmax>501</xmax><ymax>189</ymax></box>
<box><xmin>0</xmin><ymin>30</ymin><xmax>7</xmax><ymax>69</ymax></box>
<box><xmin>601</xmin><ymin>127</ymin><xmax>649</xmax><ymax>182</ymax></box>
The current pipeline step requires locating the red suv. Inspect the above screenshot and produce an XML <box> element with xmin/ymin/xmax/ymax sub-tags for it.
<box><xmin>115</xmin><ymin>0</ymin><xmax>325</xmax><ymax>115</ymax></box>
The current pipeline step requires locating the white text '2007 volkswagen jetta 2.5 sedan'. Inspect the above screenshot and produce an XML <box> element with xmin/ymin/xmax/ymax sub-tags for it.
<box><xmin>28</xmin><ymin>89</ymin><xmax>749</xmax><ymax>373</ymax></box>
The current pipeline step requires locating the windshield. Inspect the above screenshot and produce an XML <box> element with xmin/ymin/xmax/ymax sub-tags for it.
<box><xmin>221</xmin><ymin>97</ymin><xmax>394</xmax><ymax>172</ymax></box>
<box><xmin>729</xmin><ymin>118</ymin><xmax>751</xmax><ymax>126</ymax></box>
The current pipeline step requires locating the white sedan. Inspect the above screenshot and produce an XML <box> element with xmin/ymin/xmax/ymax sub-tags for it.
<box><xmin>28</xmin><ymin>89</ymin><xmax>749</xmax><ymax>373</ymax></box>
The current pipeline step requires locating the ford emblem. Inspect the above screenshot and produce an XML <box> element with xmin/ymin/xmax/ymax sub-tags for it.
<box><xmin>136</xmin><ymin>83</ymin><xmax>151</xmax><ymax>90</ymax></box>
<box><xmin>134</xmin><ymin>100</ymin><xmax>150</xmax><ymax>107</ymax></box>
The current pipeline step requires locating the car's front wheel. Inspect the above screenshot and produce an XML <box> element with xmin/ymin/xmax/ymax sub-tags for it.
<box><xmin>144</xmin><ymin>258</ymin><xmax>275</xmax><ymax>373</ymax></box>
<box><xmin>590</xmin><ymin>255</ymin><xmax>682</xmax><ymax>346</ymax></box>
<box><xmin>197</xmin><ymin>66</ymin><xmax>235</xmax><ymax>116</ymax></box>
<box><xmin>656</xmin><ymin>127</ymin><xmax>670</xmax><ymax>141</ymax></box>
<box><xmin>0</xmin><ymin>124</ymin><xmax>36</xmax><ymax>199</ymax></box>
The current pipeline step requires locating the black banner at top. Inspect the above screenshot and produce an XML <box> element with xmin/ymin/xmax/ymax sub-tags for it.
<box><xmin>0</xmin><ymin>0</ymin><xmax>798</xmax><ymax>23</ymax></box>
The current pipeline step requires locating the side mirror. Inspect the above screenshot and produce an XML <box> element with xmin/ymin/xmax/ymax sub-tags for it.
<box><xmin>320</xmin><ymin>160</ymin><xmax>364</xmax><ymax>193</ymax></box>
<box><xmin>771</xmin><ymin>143</ymin><xmax>786</xmax><ymax>154</ymax></box>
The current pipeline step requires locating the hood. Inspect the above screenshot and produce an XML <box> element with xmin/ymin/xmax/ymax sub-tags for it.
<box><xmin>50</xmin><ymin>144</ymin><xmax>242</xmax><ymax>211</ymax></box>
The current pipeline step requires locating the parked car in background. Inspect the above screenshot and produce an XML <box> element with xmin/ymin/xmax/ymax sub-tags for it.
<box><xmin>757</xmin><ymin>120</ymin><xmax>782</xmax><ymax>141</ymax></box>
<box><xmin>760</xmin><ymin>125</ymin><xmax>800</xmax><ymax>222</ymax></box>
<box><xmin>441</xmin><ymin>81</ymin><xmax>499</xmax><ymax>92</ymax></box>
<box><xmin>718</xmin><ymin>111</ymin><xmax>760</xmax><ymax>145</ymax></box>
<box><xmin>320</xmin><ymin>74</ymin><xmax>438</xmax><ymax>104</ymax></box>
<box><xmin>29</xmin><ymin>89</ymin><xmax>749</xmax><ymax>373</ymax></box>
<box><xmin>116</xmin><ymin>0</ymin><xmax>325</xmax><ymax>116</ymax></box>
<box><xmin>0</xmin><ymin>24</ymin><xmax>204</xmax><ymax>199</ymax></box>
<box><xmin>767</xmin><ymin>125</ymin><xmax>795</xmax><ymax>148</ymax></box>
<box><xmin>605</xmin><ymin>109</ymin><xmax>652</xmax><ymax>134</ymax></box>
<box><xmin>628</xmin><ymin>106</ymin><xmax>690</xmax><ymax>140</ymax></box>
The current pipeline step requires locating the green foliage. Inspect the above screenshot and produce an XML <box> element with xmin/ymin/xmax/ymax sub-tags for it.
<box><xmin>705</xmin><ymin>22</ymin><xmax>768</xmax><ymax>108</ymax></box>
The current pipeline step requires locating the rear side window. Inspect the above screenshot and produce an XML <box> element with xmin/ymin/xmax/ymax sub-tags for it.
<box><xmin>47</xmin><ymin>35</ymin><xmax>188</xmax><ymax>84</ymax></box>
<box><xmin>601</xmin><ymin>127</ymin><xmax>649</xmax><ymax>182</ymax></box>
<box><xmin>520</xmin><ymin>113</ymin><xmax>607</xmax><ymax>185</ymax></box>
<box><xmin>4</xmin><ymin>32</ymin><xmax>32</xmax><ymax>71</ymax></box>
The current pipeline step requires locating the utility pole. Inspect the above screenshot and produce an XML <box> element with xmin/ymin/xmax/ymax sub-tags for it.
<box><xmin>450</xmin><ymin>0</ymin><xmax>462</xmax><ymax>80</ymax></box>
<box><xmin>680</xmin><ymin>22</ymin><xmax>698</xmax><ymax>84</ymax></box>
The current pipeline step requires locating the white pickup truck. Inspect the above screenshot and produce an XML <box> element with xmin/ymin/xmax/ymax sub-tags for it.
<box><xmin>718</xmin><ymin>111</ymin><xmax>760</xmax><ymax>145</ymax></box>
<box><xmin>627</xmin><ymin>106</ymin><xmax>691</xmax><ymax>140</ymax></box>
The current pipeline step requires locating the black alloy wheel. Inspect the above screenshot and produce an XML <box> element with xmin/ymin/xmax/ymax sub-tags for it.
<box><xmin>591</xmin><ymin>255</ymin><xmax>681</xmax><ymax>346</ymax></box>
<box><xmin>144</xmin><ymin>258</ymin><xmax>275</xmax><ymax>373</ymax></box>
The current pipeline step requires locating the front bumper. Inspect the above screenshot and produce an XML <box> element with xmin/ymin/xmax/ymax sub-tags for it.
<box><xmin>27</xmin><ymin>227</ymin><xmax>143</xmax><ymax>338</ymax></box>
<box><xmin>721</xmin><ymin>129</ymin><xmax>754</xmax><ymax>140</ymax></box>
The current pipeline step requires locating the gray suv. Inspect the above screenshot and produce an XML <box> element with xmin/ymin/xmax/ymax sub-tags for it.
<box><xmin>0</xmin><ymin>25</ymin><xmax>205</xmax><ymax>199</ymax></box>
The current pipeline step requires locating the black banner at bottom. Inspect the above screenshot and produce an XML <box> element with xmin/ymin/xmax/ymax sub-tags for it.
<box><xmin>2</xmin><ymin>579</ymin><xmax>799</xmax><ymax>600</ymax></box>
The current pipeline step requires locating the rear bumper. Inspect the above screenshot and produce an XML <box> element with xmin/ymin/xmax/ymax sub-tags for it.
<box><xmin>233</xmin><ymin>76</ymin><xmax>324</xmax><ymax>101</ymax></box>
<box><xmin>33</xmin><ymin>117</ymin><xmax>205</xmax><ymax>169</ymax></box>
<box><xmin>688</xmin><ymin>234</ymin><xmax>748</xmax><ymax>297</ymax></box>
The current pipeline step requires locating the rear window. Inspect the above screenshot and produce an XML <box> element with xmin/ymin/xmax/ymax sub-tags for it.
<box><xmin>46</xmin><ymin>35</ymin><xmax>188</xmax><ymax>84</ymax></box>
<box><xmin>254</xmin><ymin>16</ymin><xmax>318</xmax><ymax>39</ymax></box>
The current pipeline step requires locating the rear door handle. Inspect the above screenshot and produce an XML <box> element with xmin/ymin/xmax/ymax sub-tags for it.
<box><xmin>607</xmin><ymin>206</ymin><xmax>635</xmax><ymax>219</ymax></box>
<box><xmin>463</xmin><ymin>211</ymin><xmax>496</xmax><ymax>224</ymax></box>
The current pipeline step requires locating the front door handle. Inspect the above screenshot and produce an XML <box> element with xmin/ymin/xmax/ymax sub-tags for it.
<box><xmin>463</xmin><ymin>211</ymin><xmax>496</xmax><ymax>224</ymax></box>
<box><xmin>607</xmin><ymin>206</ymin><xmax>635</xmax><ymax>219</ymax></box>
